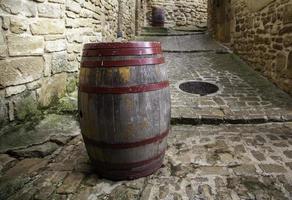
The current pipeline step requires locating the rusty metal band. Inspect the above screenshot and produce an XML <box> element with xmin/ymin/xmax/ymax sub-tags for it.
<box><xmin>94</xmin><ymin>156</ymin><xmax>163</xmax><ymax>180</ymax></box>
<box><xmin>79</xmin><ymin>81</ymin><xmax>169</xmax><ymax>94</ymax></box>
<box><xmin>81</xmin><ymin>57</ymin><xmax>165</xmax><ymax>68</ymax></box>
<box><xmin>83</xmin><ymin>42</ymin><xmax>161</xmax><ymax>50</ymax></box>
<box><xmin>82</xmin><ymin>47</ymin><xmax>162</xmax><ymax>57</ymax></box>
<box><xmin>83</xmin><ymin>129</ymin><xmax>169</xmax><ymax>149</ymax></box>
<box><xmin>91</xmin><ymin>149</ymin><xmax>165</xmax><ymax>170</ymax></box>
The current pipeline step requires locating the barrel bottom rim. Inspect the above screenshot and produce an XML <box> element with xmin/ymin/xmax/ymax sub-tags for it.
<box><xmin>90</xmin><ymin>155</ymin><xmax>164</xmax><ymax>181</ymax></box>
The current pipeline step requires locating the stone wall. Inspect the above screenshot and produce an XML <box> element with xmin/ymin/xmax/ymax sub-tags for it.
<box><xmin>0</xmin><ymin>0</ymin><xmax>136</xmax><ymax>125</ymax></box>
<box><xmin>208</xmin><ymin>0</ymin><xmax>292</xmax><ymax>95</ymax></box>
<box><xmin>101</xmin><ymin>0</ymin><xmax>136</xmax><ymax>41</ymax></box>
<box><xmin>144</xmin><ymin>0</ymin><xmax>208</xmax><ymax>27</ymax></box>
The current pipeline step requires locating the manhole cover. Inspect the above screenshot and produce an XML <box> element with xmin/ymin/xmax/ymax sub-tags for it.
<box><xmin>179</xmin><ymin>81</ymin><xmax>219</xmax><ymax>96</ymax></box>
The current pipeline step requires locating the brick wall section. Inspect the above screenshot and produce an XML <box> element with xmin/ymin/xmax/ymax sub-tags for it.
<box><xmin>144</xmin><ymin>0</ymin><xmax>207</xmax><ymax>27</ymax></box>
<box><xmin>208</xmin><ymin>0</ymin><xmax>292</xmax><ymax>96</ymax></box>
<box><xmin>0</xmin><ymin>0</ymin><xmax>136</xmax><ymax>124</ymax></box>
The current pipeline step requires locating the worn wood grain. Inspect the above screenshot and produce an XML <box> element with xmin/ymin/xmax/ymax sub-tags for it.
<box><xmin>78</xmin><ymin>42</ymin><xmax>170</xmax><ymax>180</ymax></box>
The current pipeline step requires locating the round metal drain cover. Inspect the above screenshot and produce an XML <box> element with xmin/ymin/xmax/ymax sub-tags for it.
<box><xmin>179</xmin><ymin>81</ymin><xmax>219</xmax><ymax>96</ymax></box>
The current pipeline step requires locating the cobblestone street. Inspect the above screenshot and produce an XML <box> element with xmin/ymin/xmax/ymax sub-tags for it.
<box><xmin>141</xmin><ymin>34</ymin><xmax>292</xmax><ymax>123</ymax></box>
<box><xmin>1</xmin><ymin>33</ymin><xmax>292</xmax><ymax>200</ymax></box>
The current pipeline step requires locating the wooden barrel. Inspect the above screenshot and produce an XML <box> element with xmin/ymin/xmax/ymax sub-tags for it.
<box><xmin>78</xmin><ymin>42</ymin><xmax>171</xmax><ymax>180</ymax></box>
<box><xmin>152</xmin><ymin>7</ymin><xmax>165</xmax><ymax>27</ymax></box>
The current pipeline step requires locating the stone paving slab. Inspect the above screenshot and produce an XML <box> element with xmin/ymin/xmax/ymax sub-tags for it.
<box><xmin>166</xmin><ymin>52</ymin><xmax>292</xmax><ymax>123</ymax></box>
<box><xmin>137</xmin><ymin>34</ymin><xmax>226</xmax><ymax>52</ymax></box>
<box><xmin>1</xmin><ymin>122</ymin><xmax>292</xmax><ymax>200</ymax></box>
<box><xmin>140</xmin><ymin>27</ymin><xmax>206</xmax><ymax>36</ymax></box>
<box><xmin>0</xmin><ymin>114</ymin><xmax>80</xmax><ymax>153</ymax></box>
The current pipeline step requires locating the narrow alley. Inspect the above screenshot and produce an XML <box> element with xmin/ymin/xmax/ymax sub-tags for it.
<box><xmin>1</xmin><ymin>0</ymin><xmax>292</xmax><ymax>199</ymax></box>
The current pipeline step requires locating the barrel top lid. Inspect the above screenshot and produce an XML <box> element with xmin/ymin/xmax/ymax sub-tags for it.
<box><xmin>83</xmin><ymin>41</ymin><xmax>161</xmax><ymax>50</ymax></box>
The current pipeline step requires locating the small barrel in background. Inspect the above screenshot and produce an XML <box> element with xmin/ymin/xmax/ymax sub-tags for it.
<box><xmin>78</xmin><ymin>42</ymin><xmax>171</xmax><ymax>180</ymax></box>
<box><xmin>152</xmin><ymin>7</ymin><xmax>165</xmax><ymax>27</ymax></box>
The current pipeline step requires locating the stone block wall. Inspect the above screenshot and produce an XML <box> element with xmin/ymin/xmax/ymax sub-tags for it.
<box><xmin>101</xmin><ymin>0</ymin><xmax>136</xmax><ymax>41</ymax></box>
<box><xmin>0</xmin><ymin>0</ymin><xmax>136</xmax><ymax>125</ymax></box>
<box><xmin>208</xmin><ymin>0</ymin><xmax>292</xmax><ymax>95</ymax></box>
<box><xmin>144</xmin><ymin>0</ymin><xmax>207</xmax><ymax>27</ymax></box>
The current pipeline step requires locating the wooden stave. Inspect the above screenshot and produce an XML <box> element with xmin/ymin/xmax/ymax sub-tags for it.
<box><xmin>92</xmin><ymin>153</ymin><xmax>165</xmax><ymax>180</ymax></box>
<box><xmin>79</xmin><ymin>64</ymin><xmax>168</xmax><ymax>89</ymax></box>
<box><xmin>79</xmin><ymin>88</ymin><xmax>170</xmax><ymax>179</ymax></box>
<box><xmin>79</xmin><ymin>88</ymin><xmax>171</xmax><ymax>146</ymax></box>
<box><xmin>84</xmin><ymin>137</ymin><xmax>168</xmax><ymax>165</ymax></box>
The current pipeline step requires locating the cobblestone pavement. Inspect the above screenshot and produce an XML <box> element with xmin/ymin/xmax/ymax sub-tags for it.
<box><xmin>167</xmin><ymin>52</ymin><xmax>292</xmax><ymax>124</ymax></box>
<box><xmin>1</xmin><ymin>121</ymin><xmax>292</xmax><ymax>200</ymax></box>
<box><xmin>140</xmin><ymin>34</ymin><xmax>292</xmax><ymax>123</ymax></box>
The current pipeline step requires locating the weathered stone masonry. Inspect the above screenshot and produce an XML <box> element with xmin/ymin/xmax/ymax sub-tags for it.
<box><xmin>0</xmin><ymin>0</ymin><xmax>136</xmax><ymax>125</ymax></box>
<box><xmin>208</xmin><ymin>0</ymin><xmax>292</xmax><ymax>96</ymax></box>
<box><xmin>143</xmin><ymin>0</ymin><xmax>207</xmax><ymax>27</ymax></box>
